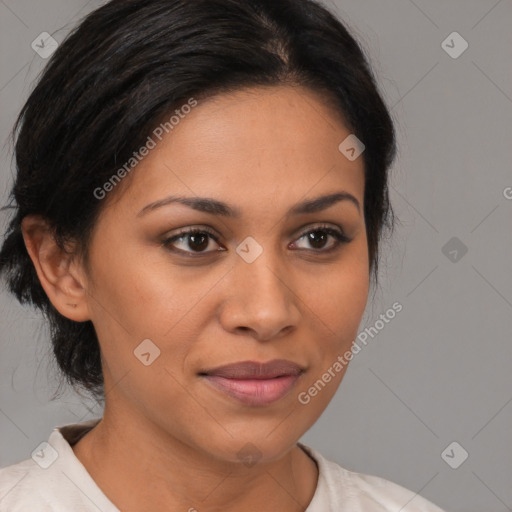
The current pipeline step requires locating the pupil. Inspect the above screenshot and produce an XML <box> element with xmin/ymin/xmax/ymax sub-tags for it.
<box><xmin>189</xmin><ymin>233</ymin><xmax>209</xmax><ymax>251</ymax></box>
<box><xmin>309</xmin><ymin>231</ymin><xmax>327</xmax><ymax>249</ymax></box>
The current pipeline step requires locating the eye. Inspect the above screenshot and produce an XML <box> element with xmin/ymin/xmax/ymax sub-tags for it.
<box><xmin>162</xmin><ymin>227</ymin><xmax>224</xmax><ymax>256</ymax></box>
<box><xmin>162</xmin><ymin>224</ymin><xmax>351</xmax><ymax>257</ymax></box>
<box><xmin>290</xmin><ymin>224</ymin><xmax>351</xmax><ymax>253</ymax></box>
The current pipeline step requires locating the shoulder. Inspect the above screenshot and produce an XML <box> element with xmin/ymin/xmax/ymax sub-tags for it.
<box><xmin>300</xmin><ymin>444</ymin><xmax>447</xmax><ymax>512</ymax></box>
<box><xmin>0</xmin><ymin>419</ymin><xmax>117</xmax><ymax>512</ymax></box>
<box><xmin>0</xmin><ymin>456</ymin><xmax>61</xmax><ymax>512</ymax></box>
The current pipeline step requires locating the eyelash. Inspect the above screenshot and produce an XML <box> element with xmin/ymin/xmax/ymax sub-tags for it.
<box><xmin>161</xmin><ymin>224</ymin><xmax>352</xmax><ymax>257</ymax></box>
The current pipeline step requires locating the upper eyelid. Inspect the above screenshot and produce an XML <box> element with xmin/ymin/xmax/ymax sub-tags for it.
<box><xmin>291</xmin><ymin>222</ymin><xmax>345</xmax><ymax>238</ymax></box>
<box><xmin>168</xmin><ymin>222</ymin><xmax>344</xmax><ymax>236</ymax></box>
<box><xmin>165</xmin><ymin>223</ymin><xmax>346</xmax><ymax>246</ymax></box>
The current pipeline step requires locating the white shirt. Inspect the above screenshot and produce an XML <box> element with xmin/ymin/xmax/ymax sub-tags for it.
<box><xmin>0</xmin><ymin>418</ymin><xmax>446</xmax><ymax>511</ymax></box>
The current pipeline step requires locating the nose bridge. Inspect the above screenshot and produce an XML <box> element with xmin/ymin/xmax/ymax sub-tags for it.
<box><xmin>222</xmin><ymin>234</ymin><xmax>300</xmax><ymax>338</ymax></box>
<box><xmin>235</xmin><ymin>234</ymin><xmax>288</xmax><ymax>300</ymax></box>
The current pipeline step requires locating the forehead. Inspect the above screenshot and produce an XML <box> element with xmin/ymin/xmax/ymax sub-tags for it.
<box><xmin>110</xmin><ymin>85</ymin><xmax>365</xmax><ymax>217</ymax></box>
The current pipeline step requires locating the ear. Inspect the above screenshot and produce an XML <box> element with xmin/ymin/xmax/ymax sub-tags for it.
<box><xmin>21</xmin><ymin>215</ymin><xmax>91</xmax><ymax>322</ymax></box>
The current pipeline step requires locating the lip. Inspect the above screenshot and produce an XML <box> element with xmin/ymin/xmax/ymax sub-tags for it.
<box><xmin>199</xmin><ymin>359</ymin><xmax>304</xmax><ymax>406</ymax></box>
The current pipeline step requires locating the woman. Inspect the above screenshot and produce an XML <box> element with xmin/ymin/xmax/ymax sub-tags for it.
<box><xmin>0</xmin><ymin>0</ymin><xmax>446</xmax><ymax>510</ymax></box>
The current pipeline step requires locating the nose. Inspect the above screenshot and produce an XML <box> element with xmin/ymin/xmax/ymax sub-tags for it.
<box><xmin>219</xmin><ymin>249</ymin><xmax>301</xmax><ymax>342</ymax></box>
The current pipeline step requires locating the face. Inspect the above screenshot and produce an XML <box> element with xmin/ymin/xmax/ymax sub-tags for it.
<box><xmin>82</xmin><ymin>85</ymin><xmax>369</xmax><ymax>464</ymax></box>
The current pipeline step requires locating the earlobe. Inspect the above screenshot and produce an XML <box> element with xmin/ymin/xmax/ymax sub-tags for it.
<box><xmin>21</xmin><ymin>215</ymin><xmax>91</xmax><ymax>322</ymax></box>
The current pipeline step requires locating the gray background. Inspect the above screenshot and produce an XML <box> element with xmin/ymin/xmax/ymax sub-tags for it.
<box><xmin>1</xmin><ymin>1</ymin><xmax>511</xmax><ymax>511</ymax></box>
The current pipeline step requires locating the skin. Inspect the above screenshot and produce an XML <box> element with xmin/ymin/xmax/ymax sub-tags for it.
<box><xmin>22</xmin><ymin>84</ymin><xmax>369</xmax><ymax>512</ymax></box>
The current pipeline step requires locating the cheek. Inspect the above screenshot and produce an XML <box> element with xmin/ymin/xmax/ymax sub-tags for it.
<box><xmin>86</xmin><ymin>239</ymin><xmax>198</xmax><ymax>339</ymax></box>
<box><xmin>304</xmin><ymin>248</ymin><xmax>369</xmax><ymax>344</ymax></box>
<box><xmin>294</xmin><ymin>254</ymin><xmax>368</xmax><ymax>423</ymax></box>
<box><xmin>84</xmin><ymin>242</ymin><xmax>224</xmax><ymax>393</ymax></box>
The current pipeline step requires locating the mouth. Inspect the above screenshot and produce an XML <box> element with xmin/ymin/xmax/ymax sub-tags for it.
<box><xmin>199</xmin><ymin>359</ymin><xmax>304</xmax><ymax>406</ymax></box>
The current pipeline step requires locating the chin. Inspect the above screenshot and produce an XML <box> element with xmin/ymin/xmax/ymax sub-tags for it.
<box><xmin>195</xmin><ymin>421</ymin><xmax>304</xmax><ymax>468</ymax></box>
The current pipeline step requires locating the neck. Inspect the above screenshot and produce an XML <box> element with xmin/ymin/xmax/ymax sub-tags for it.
<box><xmin>71</xmin><ymin>406</ymin><xmax>319</xmax><ymax>512</ymax></box>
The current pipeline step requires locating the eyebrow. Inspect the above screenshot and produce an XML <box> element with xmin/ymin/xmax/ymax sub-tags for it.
<box><xmin>137</xmin><ymin>191</ymin><xmax>360</xmax><ymax>218</ymax></box>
